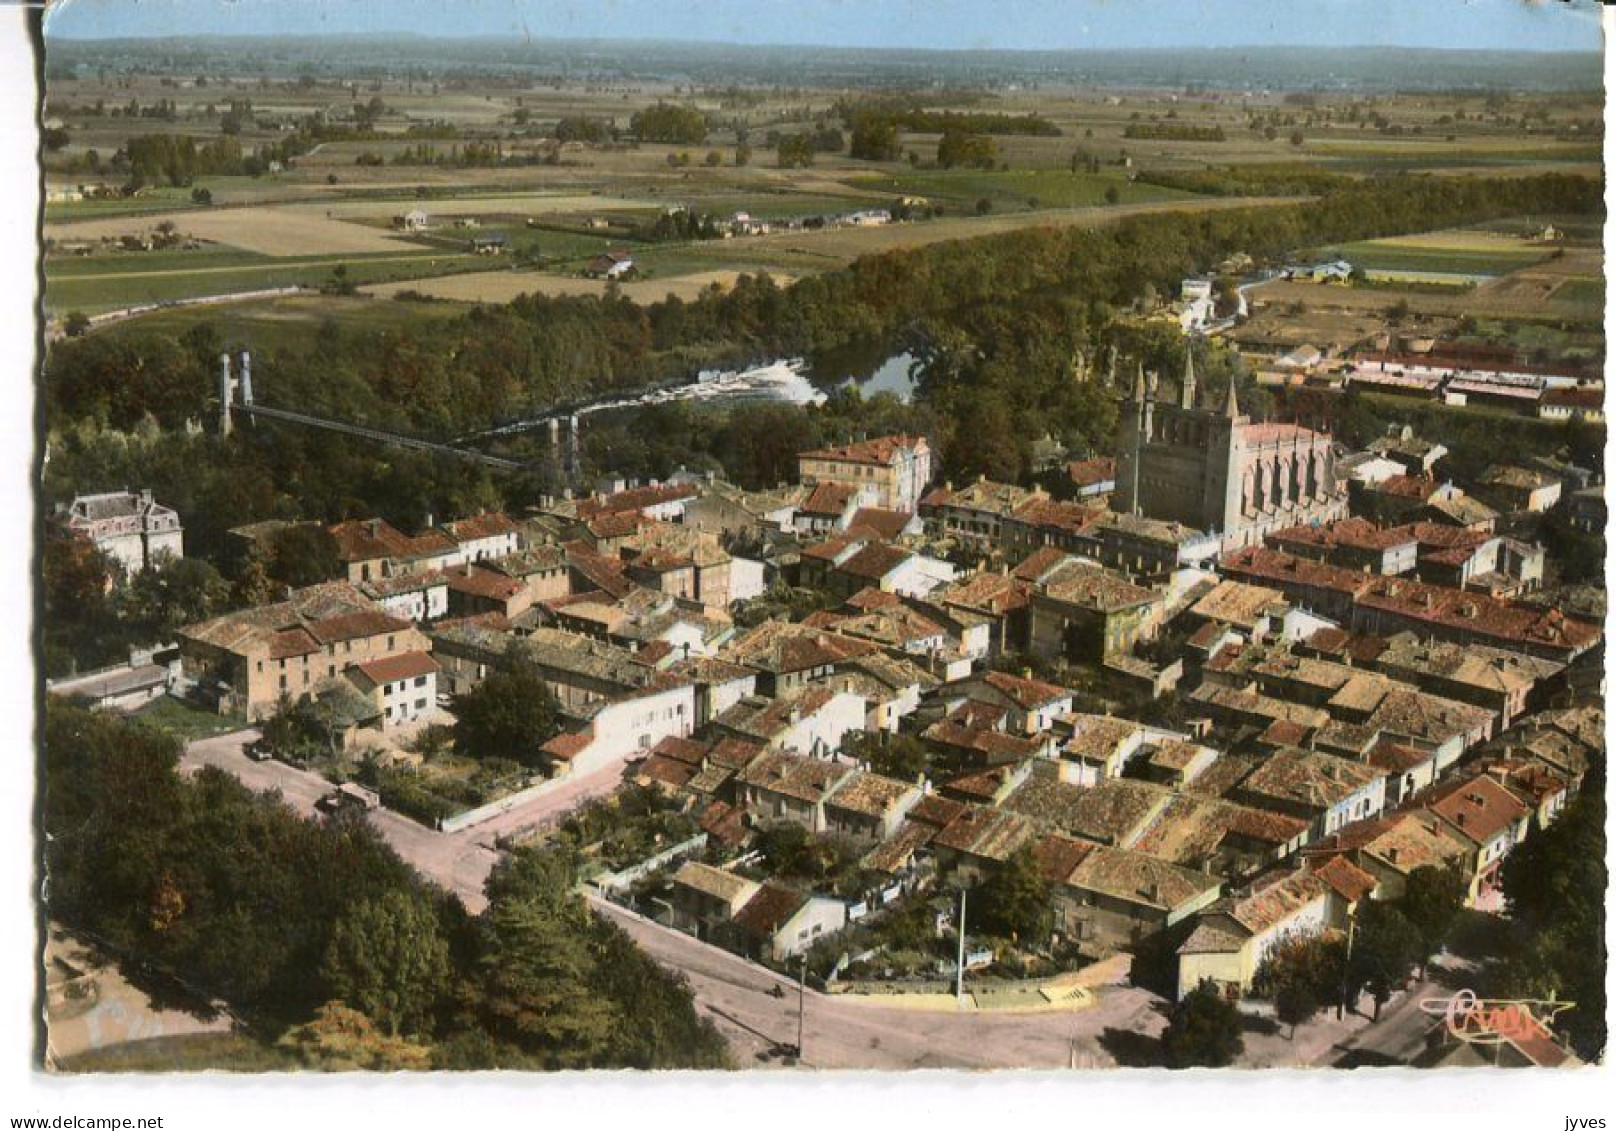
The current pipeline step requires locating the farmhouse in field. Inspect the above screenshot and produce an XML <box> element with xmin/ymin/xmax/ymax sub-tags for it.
<box><xmin>588</xmin><ymin>250</ymin><xmax>637</xmax><ymax>279</ymax></box>
<box><xmin>468</xmin><ymin>231</ymin><xmax>510</xmax><ymax>255</ymax></box>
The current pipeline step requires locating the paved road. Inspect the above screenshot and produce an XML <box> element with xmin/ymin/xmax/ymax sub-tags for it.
<box><xmin>180</xmin><ymin>729</ymin><xmax>627</xmax><ymax>913</ymax></box>
<box><xmin>1323</xmin><ymin>972</ymin><xmax>1452</xmax><ymax>1067</ymax></box>
<box><xmin>588</xmin><ymin>894</ymin><xmax>1165</xmax><ymax>1070</ymax></box>
<box><xmin>181</xmin><ymin>729</ymin><xmax>1171</xmax><ymax>1069</ymax></box>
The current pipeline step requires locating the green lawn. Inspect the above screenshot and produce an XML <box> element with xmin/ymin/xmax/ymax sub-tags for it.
<box><xmin>59</xmin><ymin>1032</ymin><xmax>294</xmax><ymax>1073</ymax></box>
<box><xmin>129</xmin><ymin>696</ymin><xmax>247</xmax><ymax>743</ymax></box>
<box><xmin>846</xmin><ymin>168</ymin><xmax>1198</xmax><ymax>210</ymax></box>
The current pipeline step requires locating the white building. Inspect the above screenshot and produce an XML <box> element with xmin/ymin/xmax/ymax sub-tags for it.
<box><xmin>60</xmin><ymin>490</ymin><xmax>184</xmax><ymax>576</ymax></box>
<box><xmin>547</xmin><ymin>681</ymin><xmax>699</xmax><ymax>778</ymax></box>
<box><xmin>443</xmin><ymin>513</ymin><xmax>521</xmax><ymax>563</ymax></box>
<box><xmin>347</xmin><ymin>652</ymin><xmax>439</xmax><ymax>729</ymax></box>
<box><xmin>358</xmin><ymin>572</ymin><xmax>450</xmax><ymax>623</ymax></box>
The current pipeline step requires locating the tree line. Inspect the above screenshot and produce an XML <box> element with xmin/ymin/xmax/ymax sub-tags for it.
<box><xmin>835</xmin><ymin>97</ymin><xmax>1059</xmax><ymax>137</ymax></box>
<box><xmin>43</xmin><ymin>697</ymin><xmax>731</xmax><ymax>1069</ymax></box>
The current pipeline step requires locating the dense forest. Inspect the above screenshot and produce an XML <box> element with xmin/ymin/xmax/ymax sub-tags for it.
<box><xmin>43</xmin><ymin>698</ymin><xmax>731</xmax><ymax>1069</ymax></box>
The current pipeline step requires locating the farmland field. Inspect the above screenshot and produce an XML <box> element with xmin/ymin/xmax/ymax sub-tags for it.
<box><xmin>845</xmin><ymin>168</ymin><xmax>1197</xmax><ymax>209</ymax></box>
<box><xmin>45</xmin><ymin>205</ymin><xmax>423</xmax><ymax>256</ymax></box>
<box><xmin>47</xmin><ymin>249</ymin><xmax>483</xmax><ymax>315</ymax></box>
<box><xmin>365</xmin><ymin>267</ymin><xmax>790</xmax><ymax>305</ymax></box>
<box><xmin>90</xmin><ymin>293</ymin><xmax>475</xmax><ymax>354</ymax></box>
<box><xmin>1312</xmin><ymin>239</ymin><xmax>1551</xmax><ymax>277</ymax></box>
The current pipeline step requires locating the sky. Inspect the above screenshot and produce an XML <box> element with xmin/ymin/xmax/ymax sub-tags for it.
<box><xmin>43</xmin><ymin>0</ymin><xmax>1605</xmax><ymax>51</ymax></box>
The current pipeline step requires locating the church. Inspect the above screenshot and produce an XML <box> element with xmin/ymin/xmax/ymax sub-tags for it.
<box><xmin>1113</xmin><ymin>353</ymin><xmax>1346</xmax><ymax>552</ymax></box>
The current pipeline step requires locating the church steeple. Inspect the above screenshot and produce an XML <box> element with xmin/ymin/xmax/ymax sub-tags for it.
<box><xmin>1224</xmin><ymin>376</ymin><xmax>1241</xmax><ymax>419</ymax></box>
<box><xmin>1180</xmin><ymin>349</ymin><xmax>1197</xmax><ymax>409</ymax></box>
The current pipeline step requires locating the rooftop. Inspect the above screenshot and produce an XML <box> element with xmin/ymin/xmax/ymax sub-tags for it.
<box><xmin>672</xmin><ymin>860</ymin><xmax>757</xmax><ymax>906</ymax></box>
<box><xmin>1039</xmin><ymin>560</ymin><xmax>1159</xmax><ymax>613</ymax></box>
<box><xmin>351</xmin><ymin>650</ymin><xmax>439</xmax><ymax>685</ymax></box>
<box><xmin>800</xmin><ymin>434</ymin><xmax>928</xmax><ymax>467</ymax></box>
<box><xmin>1230</xmin><ymin>869</ymin><xmax>1331</xmax><ymax>936</ymax></box>
<box><xmin>735</xmin><ymin>748</ymin><xmax>855</xmax><ymax>804</ymax></box>
<box><xmin>1240</xmin><ymin>747</ymin><xmax>1381</xmax><ymax>811</ymax></box>
<box><xmin>825</xmin><ymin>771</ymin><xmax>919</xmax><ymax>819</ymax></box>
<box><xmin>1066</xmin><ymin>846</ymin><xmax>1221</xmax><ymax>912</ymax></box>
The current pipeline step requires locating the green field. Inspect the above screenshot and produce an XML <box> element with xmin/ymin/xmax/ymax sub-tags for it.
<box><xmin>628</xmin><ymin>241</ymin><xmax>839</xmax><ymax>278</ymax></box>
<box><xmin>1554</xmin><ymin>279</ymin><xmax>1605</xmax><ymax>306</ymax></box>
<box><xmin>44</xmin><ymin>188</ymin><xmax>200</xmax><ymax>222</ymax></box>
<box><xmin>91</xmin><ymin>293</ymin><xmax>474</xmax><ymax>353</ymax></box>
<box><xmin>1311</xmin><ymin>240</ymin><xmax>1551</xmax><ymax>277</ymax></box>
<box><xmin>846</xmin><ymin>168</ymin><xmax>1197</xmax><ymax>210</ymax></box>
<box><xmin>48</xmin><ymin>249</ymin><xmax>486</xmax><ymax>315</ymax></box>
<box><xmin>46</xmin><ymin>245</ymin><xmax>279</xmax><ymax>275</ymax></box>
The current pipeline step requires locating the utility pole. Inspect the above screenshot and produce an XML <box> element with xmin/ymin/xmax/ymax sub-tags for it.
<box><xmin>796</xmin><ymin>952</ymin><xmax>807</xmax><ymax>1062</ymax></box>
<box><xmin>1338</xmin><ymin>910</ymin><xmax>1358</xmax><ymax>1020</ymax></box>
<box><xmin>956</xmin><ymin>886</ymin><xmax>968</xmax><ymax>1009</ymax></box>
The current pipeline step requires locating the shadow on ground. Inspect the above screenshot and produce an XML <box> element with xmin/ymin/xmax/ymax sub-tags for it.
<box><xmin>1098</xmin><ymin>1026</ymin><xmax>1164</xmax><ymax>1067</ymax></box>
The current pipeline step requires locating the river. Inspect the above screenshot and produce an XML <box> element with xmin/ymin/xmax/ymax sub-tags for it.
<box><xmin>466</xmin><ymin>350</ymin><xmax>916</xmax><ymax>442</ymax></box>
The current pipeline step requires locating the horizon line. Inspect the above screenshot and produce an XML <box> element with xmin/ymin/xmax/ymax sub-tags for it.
<box><xmin>42</xmin><ymin>31</ymin><xmax>1604</xmax><ymax>56</ymax></box>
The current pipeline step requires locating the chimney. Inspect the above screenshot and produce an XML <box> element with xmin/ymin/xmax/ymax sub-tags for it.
<box><xmin>1386</xmin><ymin>846</ymin><xmax>1399</xmax><ymax>865</ymax></box>
<box><xmin>369</xmin><ymin>519</ymin><xmax>380</xmax><ymax>537</ymax></box>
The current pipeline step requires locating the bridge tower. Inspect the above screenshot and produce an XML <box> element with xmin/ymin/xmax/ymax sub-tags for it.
<box><xmin>218</xmin><ymin>353</ymin><xmax>237</xmax><ymax>436</ymax></box>
<box><xmin>239</xmin><ymin>350</ymin><xmax>254</xmax><ymax>406</ymax></box>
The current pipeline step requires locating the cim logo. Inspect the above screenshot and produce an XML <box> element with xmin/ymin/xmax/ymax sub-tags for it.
<box><xmin>1417</xmin><ymin>988</ymin><xmax>1575</xmax><ymax>1045</ymax></box>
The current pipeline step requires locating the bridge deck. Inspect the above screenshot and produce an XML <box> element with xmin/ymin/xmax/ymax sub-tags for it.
<box><xmin>239</xmin><ymin>403</ymin><xmax>527</xmax><ymax>471</ymax></box>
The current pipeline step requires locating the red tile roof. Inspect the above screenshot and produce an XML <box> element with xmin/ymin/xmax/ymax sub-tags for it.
<box><xmin>801</xmin><ymin>481</ymin><xmax>862</xmax><ymax>517</ymax></box>
<box><xmin>576</xmin><ymin>483</ymin><xmax>698</xmax><ymax>521</ymax></box>
<box><xmin>444</xmin><ymin>512</ymin><xmax>518</xmax><ymax>543</ymax></box>
<box><xmin>328</xmin><ymin>518</ymin><xmax>413</xmax><ymax>562</ymax></box>
<box><xmin>445</xmin><ymin>566</ymin><xmax>525</xmax><ymax>601</ymax></box>
<box><xmin>980</xmin><ymin>669</ymin><xmax>1071</xmax><ymax>710</ymax></box>
<box><xmin>353</xmin><ymin>650</ymin><xmax>439</xmax><ymax>684</ymax></box>
<box><xmin>1310</xmin><ymin>854</ymin><xmax>1377</xmax><ymax>903</ymax></box>
<box><xmin>1426</xmin><ymin>774</ymin><xmax>1529</xmax><ymax>846</ymax></box>
<box><xmin>846</xmin><ymin>507</ymin><xmax>913</xmax><ymax>541</ymax></box>
<box><xmin>800</xmin><ymin>434</ymin><xmax>927</xmax><ymax>467</ymax></box>
<box><xmin>307</xmin><ymin>609</ymin><xmax>412</xmax><ymax>644</ymax></box>
<box><xmin>732</xmin><ymin>881</ymin><xmax>810</xmax><ymax>936</ymax></box>
<box><xmin>1066</xmin><ymin>457</ymin><xmax>1117</xmax><ymax>488</ymax></box>
<box><xmin>541</xmin><ymin>730</ymin><xmax>595</xmax><ymax>762</ymax></box>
